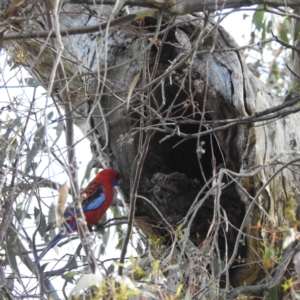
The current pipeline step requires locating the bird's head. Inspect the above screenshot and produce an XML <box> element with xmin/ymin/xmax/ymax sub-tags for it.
<box><xmin>95</xmin><ymin>169</ymin><xmax>121</xmax><ymax>187</ymax></box>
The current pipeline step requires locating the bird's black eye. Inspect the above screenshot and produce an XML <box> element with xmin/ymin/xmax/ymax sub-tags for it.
<box><xmin>112</xmin><ymin>173</ymin><xmax>121</xmax><ymax>186</ymax></box>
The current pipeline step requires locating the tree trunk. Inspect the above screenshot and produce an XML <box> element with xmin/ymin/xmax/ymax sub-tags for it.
<box><xmin>5</xmin><ymin>2</ymin><xmax>300</xmax><ymax>298</ymax></box>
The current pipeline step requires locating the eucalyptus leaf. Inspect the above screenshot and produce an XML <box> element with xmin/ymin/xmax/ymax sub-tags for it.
<box><xmin>34</xmin><ymin>207</ymin><xmax>47</xmax><ymax>237</ymax></box>
<box><xmin>25</xmin><ymin>123</ymin><xmax>45</xmax><ymax>173</ymax></box>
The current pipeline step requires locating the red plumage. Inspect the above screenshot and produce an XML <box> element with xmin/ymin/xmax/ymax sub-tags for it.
<box><xmin>35</xmin><ymin>168</ymin><xmax>121</xmax><ymax>263</ymax></box>
<box><xmin>69</xmin><ymin>168</ymin><xmax>121</xmax><ymax>229</ymax></box>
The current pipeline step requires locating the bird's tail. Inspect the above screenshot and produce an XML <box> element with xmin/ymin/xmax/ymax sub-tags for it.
<box><xmin>34</xmin><ymin>232</ymin><xmax>65</xmax><ymax>264</ymax></box>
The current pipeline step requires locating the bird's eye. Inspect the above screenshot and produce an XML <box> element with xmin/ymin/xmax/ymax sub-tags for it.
<box><xmin>112</xmin><ymin>174</ymin><xmax>120</xmax><ymax>186</ymax></box>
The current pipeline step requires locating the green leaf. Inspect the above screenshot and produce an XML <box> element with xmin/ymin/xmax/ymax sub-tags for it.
<box><xmin>47</xmin><ymin>111</ymin><xmax>54</xmax><ymax>120</ymax></box>
<box><xmin>110</xmin><ymin>205</ymin><xmax>122</xmax><ymax>219</ymax></box>
<box><xmin>24</xmin><ymin>77</ymin><xmax>38</xmax><ymax>87</ymax></box>
<box><xmin>40</xmin><ymin>262</ymin><xmax>50</xmax><ymax>271</ymax></box>
<box><xmin>212</xmin><ymin>258</ymin><xmax>225</xmax><ymax>276</ymax></box>
<box><xmin>6</xmin><ymin>273</ymin><xmax>14</xmax><ymax>295</ymax></box>
<box><xmin>102</xmin><ymin>227</ymin><xmax>111</xmax><ymax>251</ymax></box>
<box><xmin>116</xmin><ymin>226</ymin><xmax>125</xmax><ymax>250</ymax></box>
<box><xmin>252</xmin><ymin>11</ymin><xmax>265</xmax><ymax>31</ymax></box>
<box><xmin>15</xmin><ymin>208</ymin><xmax>31</xmax><ymax>221</ymax></box>
<box><xmin>9</xmin><ymin>62</ymin><xmax>21</xmax><ymax>71</ymax></box>
<box><xmin>80</xmin><ymin>162</ymin><xmax>93</xmax><ymax>187</ymax></box>
<box><xmin>250</xmin><ymin>31</ymin><xmax>255</xmax><ymax>44</ymax></box>
<box><xmin>7</xmin><ymin>138</ymin><xmax>18</xmax><ymax>160</ymax></box>
<box><xmin>267</xmin><ymin>286</ymin><xmax>278</xmax><ymax>300</ymax></box>
<box><xmin>243</xmin><ymin>14</ymin><xmax>249</xmax><ymax>20</ymax></box>
<box><xmin>25</xmin><ymin>123</ymin><xmax>45</xmax><ymax>173</ymax></box>
<box><xmin>6</xmin><ymin>236</ymin><xmax>19</xmax><ymax>278</ymax></box>
<box><xmin>266</xmin><ymin>20</ymin><xmax>273</xmax><ymax>33</ymax></box>
<box><xmin>64</xmin><ymin>271</ymin><xmax>78</xmax><ymax>278</ymax></box>
<box><xmin>136</xmin><ymin>240</ymin><xmax>144</xmax><ymax>255</ymax></box>
<box><xmin>12</xmin><ymin>116</ymin><xmax>22</xmax><ymax>127</ymax></box>
<box><xmin>107</xmin><ymin>263</ymin><xmax>115</xmax><ymax>274</ymax></box>
<box><xmin>34</xmin><ymin>207</ymin><xmax>47</xmax><ymax>237</ymax></box>
<box><xmin>261</xmin><ymin>20</ymin><xmax>266</xmax><ymax>40</ymax></box>
<box><xmin>51</xmin><ymin>118</ymin><xmax>64</xmax><ymax>148</ymax></box>
<box><xmin>45</xmin><ymin>203</ymin><xmax>56</xmax><ymax>243</ymax></box>
<box><xmin>67</xmin><ymin>255</ymin><xmax>78</xmax><ymax>270</ymax></box>
<box><xmin>272</xmin><ymin>62</ymin><xmax>279</xmax><ymax>81</ymax></box>
<box><xmin>279</xmin><ymin>28</ymin><xmax>289</xmax><ymax>43</ymax></box>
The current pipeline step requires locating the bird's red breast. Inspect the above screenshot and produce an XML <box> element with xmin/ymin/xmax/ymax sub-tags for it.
<box><xmin>35</xmin><ymin>169</ymin><xmax>121</xmax><ymax>263</ymax></box>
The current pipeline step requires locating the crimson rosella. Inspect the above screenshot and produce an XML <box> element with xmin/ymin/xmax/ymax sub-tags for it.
<box><xmin>34</xmin><ymin>169</ymin><xmax>121</xmax><ymax>263</ymax></box>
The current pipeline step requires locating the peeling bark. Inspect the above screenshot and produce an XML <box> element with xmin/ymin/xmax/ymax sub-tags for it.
<box><xmin>4</xmin><ymin>2</ymin><xmax>300</xmax><ymax>297</ymax></box>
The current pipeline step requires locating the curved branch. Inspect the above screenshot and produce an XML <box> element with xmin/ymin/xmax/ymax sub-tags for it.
<box><xmin>3</xmin><ymin>9</ymin><xmax>157</xmax><ymax>42</ymax></box>
<box><xmin>69</xmin><ymin>0</ymin><xmax>300</xmax><ymax>14</ymax></box>
<box><xmin>226</xmin><ymin>241</ymin><xmax>300</xmax><ymax>299</ymax></box>
<box><xmin>145</xmin><ymin>95</ymin><xmax>300</xmax><ymax>140</ymax></box>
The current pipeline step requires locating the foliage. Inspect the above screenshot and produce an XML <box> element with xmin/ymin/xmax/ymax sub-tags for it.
<box><xmin>1</xmin><ymin>1</ymin><xmax>300</xmax><ymax>299</ymax></box>
<box><xmin>246</xmin><ymin>8</ymin><xmax>293</xmax><ymax>96</ymax></box>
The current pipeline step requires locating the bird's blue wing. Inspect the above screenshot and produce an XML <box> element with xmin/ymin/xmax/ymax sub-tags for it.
<box><xmin>61</xmin><ymin>192</ymin><xmax>106</xmax><ymax>222</ymax></box>
<box><xmin>35</xmin><ymin>183</ymin><xmax>107</xmax><ymax>264</ymax></box>
<box><xmin>82</xmin><ymin>192</ymin><xmax>106</xmax><ymax>212</ymax></box>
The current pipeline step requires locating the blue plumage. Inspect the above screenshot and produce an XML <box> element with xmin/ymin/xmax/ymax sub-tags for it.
<box><xmin>34</xmin><ymin>169</ymin><xmax>121</xmax><ymax>264</ymax></box>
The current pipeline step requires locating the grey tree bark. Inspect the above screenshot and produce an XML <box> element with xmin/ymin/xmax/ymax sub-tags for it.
<box><xmin>3</xmin><ymin>1</ymin><xmax>300</xmax><ymax>298</ymax></box>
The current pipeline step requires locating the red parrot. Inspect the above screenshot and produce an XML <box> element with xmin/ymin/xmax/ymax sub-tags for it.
<box><xmin>34</xmin><ymin>169</ymin><xmax>121</xmax><ymax>263</ymax></box>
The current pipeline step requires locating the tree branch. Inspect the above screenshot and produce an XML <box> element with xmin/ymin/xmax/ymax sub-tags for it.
<box><xmin>3</xmin><ymin>9</ymin><xmax>157</xmax><ymax>42</ymax></box>
<box><xmin>69</xmin><ymin>0</ymin><xmax>300</xmax><ymax>14</ymax></box>
<box><xmin>226</xmin><ymin>241</ymin><xmax>300</xmax><ymax>299</ymax></box>
<box><xmin>144</xmin><ymin>95</ymin><xmax>300</xmax><ymax>141</ymax></box>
